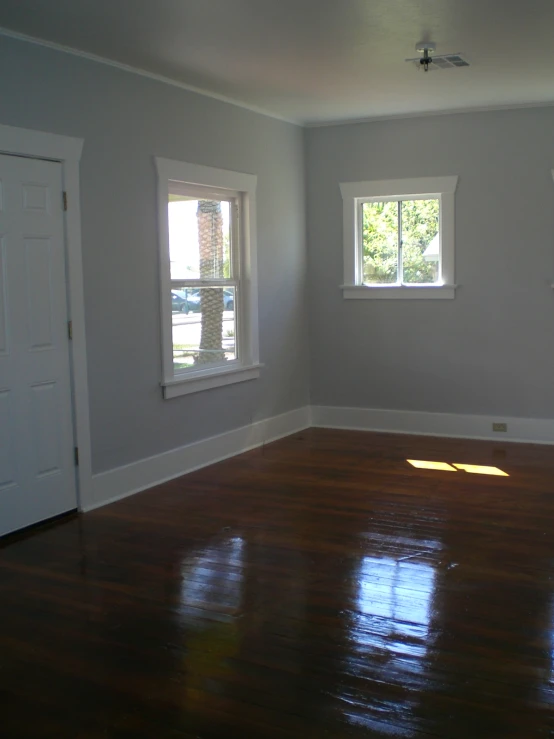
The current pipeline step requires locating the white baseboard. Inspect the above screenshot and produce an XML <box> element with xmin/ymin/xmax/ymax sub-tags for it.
<box><xmin>86</xmin><ymin>403</ymin><xmax>554</xmax><ymax>514</ymax></box>
<box><xmin>311</xmin><ymin>405</ymin><xmax>554</xmax><ymax>445</ymax></box>
<box><xmin>86</xmin><ymin>406</ymin><xmax>311</xmax><ymax>512</ymax></box>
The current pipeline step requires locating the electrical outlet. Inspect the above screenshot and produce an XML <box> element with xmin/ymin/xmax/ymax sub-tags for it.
<box><xmin>492</xmin><ymin>422</ymin><xmax>507</xmax><ymax>433</ymax></box>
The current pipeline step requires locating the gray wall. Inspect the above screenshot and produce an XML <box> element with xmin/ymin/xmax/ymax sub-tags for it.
<box><xmin>0</xmin><ymin>36</ymin><xmax>308</xmax><ymax>474</ymax></box>
<box><xmin>4</xmin><ymin>33</ymin><xmax>554</xmax><ymax>479</ymax></box>
<box><xmin>306</xmin><ymin>108</ymin><xmax>554</xmax><ymax>418</ymax></box>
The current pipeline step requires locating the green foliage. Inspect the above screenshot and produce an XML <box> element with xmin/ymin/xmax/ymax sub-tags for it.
<box><xmin>362</xmin><ymin>199</ymin><xmax>439</xmax><ymax>284</ymax></box>
<box><xmin>362</xmin><ymin>201</ymin><xmax>398</xmax><ymax>283</ymax></box>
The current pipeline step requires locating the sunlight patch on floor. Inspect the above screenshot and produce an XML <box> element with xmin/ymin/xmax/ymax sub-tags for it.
<box><xmin>407</xmin><ymin>460</ymin><xmax>509</xmax><ymax>476</ymax></box>
<box><xmin>407</xmin><ymin>460</ymin><xmax>457</xmax><ymax>471</ymax></box>
<box><xmin>453</xmin><ymin>463</ymin><xmax>508</xmax><ymax>476</ymax></box>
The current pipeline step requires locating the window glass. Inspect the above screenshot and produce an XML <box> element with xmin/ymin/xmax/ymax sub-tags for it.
<box><xmin>362</xmin><ymin>201</ymin><xmax>398</xmax><ymax>284</ymax></box>
<box><xmin>168</xmin><ymin>196</ymin><xmax>232</xmax><ymax>280</ymax></box>
<box><xmin>361</xmin><ymin>198</ymin><xmax>439</xmax><ymax>285</ymax></box>
<box><xmin>171</xmin><ymin>286</ymin><xmax>236</xmax><ymax>371</ymax></box>
<box><xmin>401</xmin><ymin>199</ymin><xmax>440</xmax><ymax>284</ymax></box>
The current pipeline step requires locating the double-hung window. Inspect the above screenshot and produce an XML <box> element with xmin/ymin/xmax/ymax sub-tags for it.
<box><xmin>340</xmin><ymin>176</ymin><xmax>458</xmax><ymax>299</ymax></box>
<box><xmin>155</xmin><ymin>158</ymin><xmax>260</xmax><ymax>398</ymax></box>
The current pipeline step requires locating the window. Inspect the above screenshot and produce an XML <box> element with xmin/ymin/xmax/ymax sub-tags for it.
<box><xmin>340</xmin><ymin>176</ymin><xmax>458</xmax><ymax>299</ymax></box>
<box><xmin>155</xmin><ymin>159</ymin><xmax>260</xmax><ymax>398</ymax></box>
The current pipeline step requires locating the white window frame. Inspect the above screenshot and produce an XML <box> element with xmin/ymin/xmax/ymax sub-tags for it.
<box><xmin>155</xmin><ymin>158</ymin><xmax>260</xmax><ymax>399</ymax></box>
<box><xmin>340</xmin><ymin>175</ymin><xmax>458</xmax><ymax>299</ymax></box>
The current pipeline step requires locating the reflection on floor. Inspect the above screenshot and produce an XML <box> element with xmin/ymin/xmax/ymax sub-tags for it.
<box><xmin>2</xmin><ymin>428</ymin><xmax>554</xmax><ymax>738</ymax></box>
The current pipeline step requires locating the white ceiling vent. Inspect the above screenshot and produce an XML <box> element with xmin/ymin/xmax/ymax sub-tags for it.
<box><xmin>413</xmin><ymin>54</ymin><xmax>470</xmax><ymax>71</ymax></box>
<box><xmin>406</xmin><ymin>43</ymin><xmax>470</xmax><ymax>72</ymax></box>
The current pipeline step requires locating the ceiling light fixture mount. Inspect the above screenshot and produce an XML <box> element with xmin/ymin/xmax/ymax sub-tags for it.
<box><xmin>415</xmin><ymin>41</ymin><xmax>436</xmax><ymax>72</ymax></box>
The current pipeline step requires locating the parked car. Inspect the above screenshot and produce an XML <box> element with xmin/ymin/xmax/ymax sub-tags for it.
<box><xmin>223</xmin><ymin>290</ymin><xmax>234</xmax><ymax>311</ymax></box>
<box><xmin>171</xmin><ymin>289</ymin><xmax>234</xmax><ymax>314</ymax></box>
<box><xmin>171</xmin><ymin>289</ymin><xmax>198</xmax><ymax>314</ymax></box>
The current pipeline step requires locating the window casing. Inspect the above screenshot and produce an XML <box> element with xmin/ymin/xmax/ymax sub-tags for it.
<box><xmin>340</xmin><ymin>176</ymin><xmax>458</xmax><ymax>299</ymax></box>
<box><xmin>155</xmin><ymin>158</ymin><xmax>260</xmax><ymax>398</ymax></box>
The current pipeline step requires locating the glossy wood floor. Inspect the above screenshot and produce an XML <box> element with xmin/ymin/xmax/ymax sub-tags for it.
<box><xmin>2</xmin><ymin>428</ymin><xmax>554</xmax><ymax>738</ymax></box>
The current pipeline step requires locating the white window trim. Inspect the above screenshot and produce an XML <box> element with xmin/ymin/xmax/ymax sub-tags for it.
<box><xmin>340</xmin><ymin>175</ymin><xmax>458</xmax><ymax>300</ymax></box>
<box><xmin>155</xmin><ymin>158</ymin><xmax>260</xmax><ymax>398</ymax></box>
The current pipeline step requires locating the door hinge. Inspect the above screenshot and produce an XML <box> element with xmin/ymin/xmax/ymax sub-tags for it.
<box><xmin>67</xmin><ymin>320</ymin><xmax>73</xmax><ymax>340</ymax></box>
<box><xmin>74</xmin><ymin>447</ymin><xmax>79</xmax><ymax>466</ymax></box>
<box><xmin>63</xmin><ymin>191</ymin><xmax>68</xmax><ymax>211</ymax></box>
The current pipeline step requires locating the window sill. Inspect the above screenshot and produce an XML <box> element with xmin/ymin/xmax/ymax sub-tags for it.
<box><xmin>341</xmin><ymin>284</ymin><xmax>457</xmax><ymax>300</ymax></box>
<box><xmin>162</xmin><ymin>363</ymin><xmax>262</xmax><ymax>399</ymax></box>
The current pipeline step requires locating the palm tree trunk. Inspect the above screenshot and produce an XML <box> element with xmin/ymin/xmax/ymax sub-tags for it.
<box><xmin>196</xmin><ymin>200</ymin><xmax>225</xmax><ymax>364</ymax></box>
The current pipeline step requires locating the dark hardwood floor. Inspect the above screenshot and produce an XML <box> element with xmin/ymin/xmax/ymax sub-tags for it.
<box><xmin>2</xmin><ymin>428</ymin><xmax>554</xmax><ymax>738</ymax></box>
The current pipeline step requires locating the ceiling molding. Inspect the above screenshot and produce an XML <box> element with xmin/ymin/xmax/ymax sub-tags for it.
<box><xmin>3</xmin><ymin>23</ymin><xmax>554</xmax><ymax>130</ymax></box>
<box><xmin>305</xmin><ymin>100</ymin><xmax>554</xmax><ymax>128</ymax></box>
<box><xmin>0</xmin><ymin>25</ymin><xmax>301</xmax><ymax>127</ymax></box>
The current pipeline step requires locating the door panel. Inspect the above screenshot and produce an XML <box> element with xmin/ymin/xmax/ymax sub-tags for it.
<box><xmin>22</xmin><ymin>183</ymin><xmax>50</xmax><ymax>212</ymax></box>
<box><xmin>0</xmin><ymin>238</ymin><xmax>7</xmax><ymax>354</ymax></box>
<box><xmin>30</xmin><ymin>381</ymin><xmax>62</xmax><ymax>478</ymax></box>
<box><xmin>25</xmin><ymin>237</ymin><xmax>54</xmax><ymax>350</ymax></box>
<box><xmin>0</xmin><ymin>154</ymin><xmax>76</xmax><ymax>536</ymax></box>
<box><xmin>0</xmin><ymin>389</ymin><xmax>16</xmax><ymax>490</ymax></box>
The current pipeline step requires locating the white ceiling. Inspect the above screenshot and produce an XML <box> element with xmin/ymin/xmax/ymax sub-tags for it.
<box><xmin>2</xmin><ymin>0</ymin><xmax>554</xmax><ymax>125</ymax></box>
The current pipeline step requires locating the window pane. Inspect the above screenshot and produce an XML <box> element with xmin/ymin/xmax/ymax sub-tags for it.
<box><xmin>401</xmin><ymin>199</ymin><xmax>440</xmax><ymax>284</ymax></box>
<box><xmin>168</xmin><ymin>197</ymin><xmax>231</xmax><ymax>280</ymax></box>
<box><xmin>172</xmin><ymin>287</ymin><xmax>236</xmax><ymax>371</ymax></box>
<box><xmin>361</xmin><ymin>201</ymin><xmax>398</xmax><ymax>284</ymax></box>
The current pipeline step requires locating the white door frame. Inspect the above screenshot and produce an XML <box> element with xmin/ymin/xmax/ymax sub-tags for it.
<box><xmin>0</xmin><ymin>123</ymin><xmax>92</xmax><ymax>511</ymax></box>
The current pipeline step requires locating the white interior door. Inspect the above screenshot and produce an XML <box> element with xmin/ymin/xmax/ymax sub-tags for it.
<box><xmin>0</xmin><ymin>153</ymin><xmax>77</xmax><ymax>536</ymax></box>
